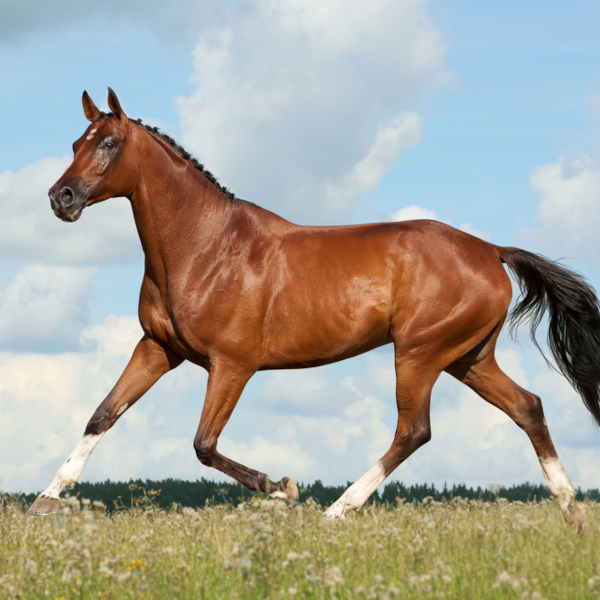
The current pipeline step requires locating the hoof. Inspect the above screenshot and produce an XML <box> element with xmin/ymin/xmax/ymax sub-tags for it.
<box><xmin>28</xmin><ymin>496</ymin><xmax>62</xmax><ymax>516</ymax></box>
<box><xmin>281</xmin><ymin>477</ymin><xmax>299</xmax><ymax>502</ymax></box>
<box><xmin>322</xmin><ymin>511</ymin><xmax>345</xmax><ymax>525</ymax></box>
<box><xmin>568</xmin><ymin>502</ymin><xmax>586</xmax><ymax>534</ymax></box>
<box><xmin>322</xmin><ymin>500</ymin><xmax>346</xmax><ymax>525</ymax></box>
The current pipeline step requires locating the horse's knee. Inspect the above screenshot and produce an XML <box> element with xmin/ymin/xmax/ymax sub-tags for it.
<box><xmin>193</xmin><ymin>435</ymin><xmax>214</xmax><ymax>466</ymax></box>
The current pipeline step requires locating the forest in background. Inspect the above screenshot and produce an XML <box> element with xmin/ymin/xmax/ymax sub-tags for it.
<box><xmin>4</xmin><ymin>478</ymin><xmax>600</xmax><ymax>511</ymax></box>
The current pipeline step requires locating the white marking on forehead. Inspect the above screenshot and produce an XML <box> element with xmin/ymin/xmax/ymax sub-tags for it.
<box><xmin>86</xmin><ymin>128</ymin><xmax>98</xmax><ymax>141</ymax></box>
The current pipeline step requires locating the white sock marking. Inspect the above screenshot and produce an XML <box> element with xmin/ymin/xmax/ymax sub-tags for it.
<box><xmin>40</xmin><ymin>433</ymin><xmax>105</xmax><ymax>500</ymax></box>
<box><xmin>540</xmin><ymin>457</ymin><xmax>576</xmax><ymax>514</ymax></box>
<box><xmin>323</xmin><ymin>461</ymin><xmax>386</xmax><ymax>520</ymax></box>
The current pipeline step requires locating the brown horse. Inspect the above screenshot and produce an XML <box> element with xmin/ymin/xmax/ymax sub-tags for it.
<box><xmin>29</xmin><ymin>89</ymin><xmax>600</xmax><ymax>532</ymax></box>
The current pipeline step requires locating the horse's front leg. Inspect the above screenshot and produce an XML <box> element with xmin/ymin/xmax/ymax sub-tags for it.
<box><xmin>28</xmin><ymin>336</ymin><xmax>183</xmax><ymax>516</ymax></box>
<box><xmin>193</xmin><ymin>358</ymin><xmax>298</xmax><ymax>501</ymax></box>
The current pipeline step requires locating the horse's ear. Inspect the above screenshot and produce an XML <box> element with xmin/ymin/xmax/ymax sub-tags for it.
<box><xmin>82</xmin><ymin>91</ymin><xmax>101</xmax><ymax>122</ymax></box>
<box><xmin>107</xmin><ymin>87</ymin><xmax>127</xmax><ymax>122</ymax></box>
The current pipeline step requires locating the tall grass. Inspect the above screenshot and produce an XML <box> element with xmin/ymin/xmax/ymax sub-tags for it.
<box><xmin>1</xmin><ymin>496</ymin><xmax>599</xmax><ymax>599</ymax></box>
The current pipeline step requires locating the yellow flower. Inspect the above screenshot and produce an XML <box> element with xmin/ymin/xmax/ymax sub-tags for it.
<box><xmin>127</xmin><ymin>559</ymin><xmax>147</xmax><ymax>571</ymax></box>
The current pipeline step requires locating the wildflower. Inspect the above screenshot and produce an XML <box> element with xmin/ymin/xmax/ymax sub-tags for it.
<box><xmin>323</xmin><ymin>565</ymin><xmax>344</xmax><ymax>590</ymax></box>
<box><xmin>82</xmin><ymin>522</ymin><xmax>99</xmax><ymax>536</ymax></box>
<box><xmin>408</xmin><ymin>573</ymin><xmax>433</xmax><ymax>592</ymax></box>
<box><xmin>23</xmin><ymin>558</ymin><xmax>38</xmax><ymax>578</ymax></box>
<box><xmin>127</xmin><ymin>559</ymin><xmax>147</xmax><ymax>571</ymax></box>
<box><xmin>64</xmin><ymin>496</ymin><xmax>81</xmax><ymax>509</ymax></box>
<box><xmin>512</xmin><ymin>577</ymin><xmax>527</xmax><ymax>592</ymax></box>
<box><xmin>238</xmin><ymin>556</ymin><xmax>252</xmax><ymax>577</ymax></box>
<box><xmin>493</xmin><ymin>571</ymin><xmax>512</xmax><ymax>588</ymax></box>
<box><xmin>100</xmin><ymin>564</ymin><xmax>115</xmax><ymax>579</ymax></box>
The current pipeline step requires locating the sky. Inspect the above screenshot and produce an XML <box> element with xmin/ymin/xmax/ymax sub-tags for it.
<box><xmin>2</xmin><ymin>0</ymin><xmax>600</xmax><ymax>497</ymax></box>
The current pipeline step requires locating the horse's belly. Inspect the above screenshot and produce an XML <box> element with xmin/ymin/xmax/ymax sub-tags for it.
<box><xmin>259</xmin><ymin>296</ymin><xmax>392</xmax><ymax>369</ymax></box>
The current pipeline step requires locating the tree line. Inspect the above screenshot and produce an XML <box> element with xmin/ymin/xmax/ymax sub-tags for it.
<box><xmin>5</xmin><ymin>478</ymin><xmax>600</xmax><ymax>511</ymax></box>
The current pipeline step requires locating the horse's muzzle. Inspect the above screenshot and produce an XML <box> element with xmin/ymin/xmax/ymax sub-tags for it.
<box><xmin>49</xmin><ymin>186</ymin><xmax>85</xmax><ymax>222</ymax></box>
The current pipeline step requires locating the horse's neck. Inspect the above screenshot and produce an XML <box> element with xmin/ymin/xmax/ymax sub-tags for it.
<box><xmin>130</xmin><ymin>143</ymin><xmax>233</xmax><ymax>287</ymax></box>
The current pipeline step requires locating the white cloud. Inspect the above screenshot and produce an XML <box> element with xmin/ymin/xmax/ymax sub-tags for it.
<box><xmin>496</xmin><ymin>348</ymin><xmax>528</xmax><ymax>388</ymax></box>
<box><xmin>459</xmin><ymin>222</ymin><xmax>491</xmax><ymax>241</ymax></box>
<box><xmin>0</xmin><ymin>315</ymin><xmax>142</xmax><ymax>493</ymax></box>
<box><xmin>390</xmin><ymin>206</ymin><xmax>491</xmax><ymax>241</ymax></box>
<box><xmin>391</xmin><ymin>204</ymin><xmax>437</xmax><ymax>222</ymax></box>
<box><xmin>219</xmin><ymin>434</ymin><xmax>318</xmax><ymax>482</ymax></box>
<box><xmin>0</xmin><ymin>265</ymin><xmax>96</xmax><ymax>352</ymax></box>
<box><xmin>0</xmin><ymin>158</ymin><xmax>141</xmax><ymax>265</ymax></box>
<box><xmin>534</xmin><ymin>370</ymin><xmax>597</xmax><ymax>450</ymax></box>
<box><xmin>525</xmin><ymin>154</ymin><xmax>600</xmax><ymax>264</ymax></box>
<box><xmin>177</xmin><ymin>0</ymin><xmax>450</xmax><ymax>224</ymax></box>
<box><xmin>326</xmin><ymin>113</ymin><xmax>422</xmax><ymax>213</ymax></box>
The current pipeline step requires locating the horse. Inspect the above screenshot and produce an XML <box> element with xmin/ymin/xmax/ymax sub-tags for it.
<box><xmin>29</xmin><ymin>88</ymin><xmax>600</xmax><ymax>533</ymax></box>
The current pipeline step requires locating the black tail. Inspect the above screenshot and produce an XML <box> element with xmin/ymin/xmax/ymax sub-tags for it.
<box><xmin>499</xmin><ymin>247</ymin><xmax>600</xmax><ymax>427</ymax></box>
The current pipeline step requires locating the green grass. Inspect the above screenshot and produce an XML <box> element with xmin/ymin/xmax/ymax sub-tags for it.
<box><xmin>1</xmin><ymin>496</ymin><xmax>599</xmax><ymax>599</ymax></box>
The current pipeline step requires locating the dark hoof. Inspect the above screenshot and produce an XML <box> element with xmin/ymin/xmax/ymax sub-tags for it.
<box><xmin>28</xmin><ymin>496</ymin><xmax>62</xmax><ymax>516</ymax></box>
<box><xmin>281</xmin><ymin>477</ymin><xmax>299</xmax><ymax>502</ymax></box>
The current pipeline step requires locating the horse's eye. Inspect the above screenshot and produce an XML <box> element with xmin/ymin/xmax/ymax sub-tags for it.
<box><xmin>103</xmin><ymin>140</ymin><xmax>116</xmax><ymax>150</ymax></box>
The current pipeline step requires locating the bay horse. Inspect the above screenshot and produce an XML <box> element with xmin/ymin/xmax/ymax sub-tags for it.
<box><xmin>29</xmin><ymin>89</ymin><xmax>600</xmax><ymax>533</ymax></box>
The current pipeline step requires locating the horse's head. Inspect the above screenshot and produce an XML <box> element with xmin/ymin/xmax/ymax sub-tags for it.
<box><xmin>49</xmin><ymin>88</ymin><xmax>139</xmax><ymax>222</ymax></box>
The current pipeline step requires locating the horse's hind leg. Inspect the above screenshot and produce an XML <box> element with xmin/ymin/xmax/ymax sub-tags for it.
<box><xmin>323</xmin><ymin>362</ymin><xmax>439</xmax><ymax>522</ymax></box>
<box><xmin>192</xmin><ymin>359</ymin><xmax>299</xmax><ymax>501</ymax></box>
<box><xmin>446</xmin><ymin>350</ymin><xmax>586</xmax><ymax>533</ymax></box>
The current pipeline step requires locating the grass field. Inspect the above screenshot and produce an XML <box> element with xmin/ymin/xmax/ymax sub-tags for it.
<box><xmin>1</xmin><ymin>496</ymin><xmax>599</xmax><ymax>599</ymax></box>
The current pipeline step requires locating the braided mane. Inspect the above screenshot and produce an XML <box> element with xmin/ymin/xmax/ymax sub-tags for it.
<box><xmin>100</xmin><ymin>111</ymin><xmax>241</xmax><ymax>202</ymax></box>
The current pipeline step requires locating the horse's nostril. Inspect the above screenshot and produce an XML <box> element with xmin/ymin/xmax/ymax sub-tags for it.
<box><xmin>58</xmin><ymin>187</ymin><xmax>75</xmax><ymax>206</ymax></box>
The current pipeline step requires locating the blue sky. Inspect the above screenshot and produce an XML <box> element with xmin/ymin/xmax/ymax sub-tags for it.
<box><xmin>2</xmin><ymin>0</ymin><xmax>600</xmax><ymax>496</ymax></box>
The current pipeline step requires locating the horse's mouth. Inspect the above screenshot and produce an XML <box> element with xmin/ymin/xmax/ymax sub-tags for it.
<box><xmin>61</xmin><ymin>206</ymin><xmax>84</xmax><ymax>222</ymax></box>
<box><xmin>50</xmin><ymin>198</ymin><xmax>86</xmax><ymax>222</ymax></box>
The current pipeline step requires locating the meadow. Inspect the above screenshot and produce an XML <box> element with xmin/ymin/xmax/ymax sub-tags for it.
<box><xmin>1</xmin><ymin>495</ymin><xmax>600</xmax><ymax>599</ymax></box>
